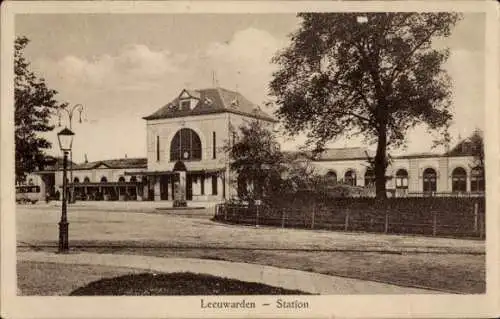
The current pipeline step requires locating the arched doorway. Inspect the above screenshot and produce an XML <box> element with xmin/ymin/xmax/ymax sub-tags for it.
<box><xmin>471</xmin><ymin>167</ymin><xmax>485</xmax><ymax>192</ymax></box>
<box><xmin>423</xmin><ymin>168</ymin><xmax>437</xmax><ymax>192</ymax></box>
<box><xmin>344</xmin><ymin>170</ymin><xmax>356</xmax><ymax>186</ymax></box>
<box><xmin>395</xmin><ymin>169</ymin><xmax>409</xmax><ymax>189</ymax></box>
<box><xmin>325</xmin><ymin>170</ymin><xmax>337</xmax><ymax>184</ymax></box>
<box><xmin>364</xmin><ymin>168</ymin><xmax>375</xmax><ymax>187</ymax></box>
<box><xmin>451</xmin><ymin>167</ymin><xmax>467</xmax><ymax>192</ymax></box>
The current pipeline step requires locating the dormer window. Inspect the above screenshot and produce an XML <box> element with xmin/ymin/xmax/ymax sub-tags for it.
<box><xmin>180</xmin><ymin>100</ymin><xmax>190</xmax><ymax>110</ymax></box>
<box><xmin>204</xmin><ymin>98</ymin><xmax>213</xmax><ymax>106</ymax></box>
<box><xmin>231</xmin><ymin>98</ymin><xmax>239</xmax><ymax>108</ymax></box>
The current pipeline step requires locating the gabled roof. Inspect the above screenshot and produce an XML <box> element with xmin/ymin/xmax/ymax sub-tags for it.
<box><xmin>143</xmin><ymin>87</ymin><xmax>277</xmax><ymax>122</ymax></box>
<box><xmin>73</xmin><ymin>158</ymin><xmax>147</xmax><ymax>170</ymax></box>
<box><xmin>445</xmin><ymin>130</ymin><xmax>483</xmax><ymax>157</ymax></box>
<box><xmin>35</xmin><ymin>156</ymin><xmax>77</xmax><ymax>172</ymax></box>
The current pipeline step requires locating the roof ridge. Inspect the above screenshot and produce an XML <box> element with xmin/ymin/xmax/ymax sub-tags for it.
<box><xmin>323</xmin><ymin>146</ymin><xmax>367</xmax><ymax>150</ymax></box>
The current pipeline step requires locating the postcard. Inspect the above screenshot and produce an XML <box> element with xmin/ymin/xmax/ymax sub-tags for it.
<box><xmin>1</xmin><ymin>1</ymin><xmax>498</xmax><ymax>318</ymax></box>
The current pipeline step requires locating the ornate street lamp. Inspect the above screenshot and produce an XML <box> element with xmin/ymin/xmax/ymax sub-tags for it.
<box><xmin>57</xmin><ymin>127</ymin><xmax>74</xmax><ymax>253</ymax></box>
<box><xmin>57</xmin><ymin>103</ymin><xmax>84</xmax><ymax>203</ymax></box>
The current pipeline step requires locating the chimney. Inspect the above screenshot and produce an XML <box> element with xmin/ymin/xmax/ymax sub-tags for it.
<box><xmin>84</xmin><ymin>153</ymin><xmax>88</xmax><ymax>163</ymax></box>
<box><xmin>125</xmin><ymin>154</ymin><xmax>128</xmax><ymax>159</ymax></box>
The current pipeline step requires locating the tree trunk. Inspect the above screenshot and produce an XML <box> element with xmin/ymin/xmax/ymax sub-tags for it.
<box><xmin>375</xmin><ymin>122</ymin><xmax>388</xmax><ymax>200</ymax></box>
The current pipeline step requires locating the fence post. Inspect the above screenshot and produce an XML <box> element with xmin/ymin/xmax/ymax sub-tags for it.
<box><xmin>281</xmin><ymin>209</ymin><xmax>286</xmax><ymax>229</ymax></box>
<box><xmin>224</xmin><ymin>205</ymin><xmax>228</xmax><ymax>221</ymax></box>
<box><xmin>255</xmin><ymin>204</ymin><xmax>259</xmax><ymax>227</ymax></box>
<box><xmin>432</xmin><ymin>211</ymin><xmax>437</xmax><ymax>237</ymax></box>
<box><xmin>384</xmin><ymin>213</ymin><xmax>389</xmax><ymax>234</ymax></box>
<box><xmin>311</xmin><ymin>206</ymin><xmax>316</xmax><ymax>229</ymax></box>
<box><xmin>344</xmin><ymin>210</ymin><xmax>350</xmax><ymax>232</ymax></box>
<box><xmin>473</xmin><ymin>202</ymin><xmax>479</xmax><ymax>233</ymax></box>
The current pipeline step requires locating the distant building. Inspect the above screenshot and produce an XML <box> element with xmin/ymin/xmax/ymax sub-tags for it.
<box><xmin>299</xmin><ymin>133</ymin><xmax>484</xmax><ymax>196</ymax></box>
<box><xmin>29</xmin><ymin>88</ymin><xmax>484</xmax><ymax>201</ymax></box>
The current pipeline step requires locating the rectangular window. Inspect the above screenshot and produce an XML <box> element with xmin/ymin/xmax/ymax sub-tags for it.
<box><xmin>212</xmin><ymin>176</ymin><xmax>218</xmax><ymax>195</ymax></box>
<box><xmin>212</xmin><ymin>131</ymin><xmax>216</xmax><ymax>159</ymax></box>
<box><xmin>201</xmin><ymin>175</ymin><xmax>205</xmax><ymax>195</ymax></box>
<box><xmin>156</xmin><ymin>136</ymin><xmax>160</xmax><ymax>161</ymax></box>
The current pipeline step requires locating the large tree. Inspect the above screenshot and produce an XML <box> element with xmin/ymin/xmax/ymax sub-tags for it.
<box><xmin>224</xmin><ymin>120</ymin><xmax>284</xmax><ymax>203</ymax></box>
<box><xmin>270</xmin><ymin>13</ymin><xmax>461</xmax><ymax>199</ymax></box>
<box><xmin>469</xmin><ymin>129</ymin><xmax>485</xmax><ymax>190</ymax></box>
<box><xmin>15</xmin><ymin>36</ymin><xmax>62</xmax><ymax>183</ymax></box>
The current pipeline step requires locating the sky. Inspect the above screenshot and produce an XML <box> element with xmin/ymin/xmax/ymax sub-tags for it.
<box><xmin>15</xmin><ymin>13</ymin><xmax>485</xmax><ymax>163</ymax></box>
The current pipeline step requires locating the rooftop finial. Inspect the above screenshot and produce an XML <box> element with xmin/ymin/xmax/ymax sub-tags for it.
<box><xmin>211</xmin><ymin>70</ymin><xmax>220</xmax><ymax>88</ymax></box>
<box><xmin>235</xmin><ymin>70</ymin><xmax>241</xmax><ymax>93</ymax></box>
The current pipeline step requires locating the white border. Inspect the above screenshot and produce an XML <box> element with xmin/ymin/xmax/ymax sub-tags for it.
<box><xmin>1</xmin><ymin>1</ymin><xmax>499</xmax><ymax>318</ymax></box>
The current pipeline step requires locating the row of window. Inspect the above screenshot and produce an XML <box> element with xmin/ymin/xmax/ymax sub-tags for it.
<box><xmin>326</xmin><ymin>167</ymin><xmax>485</xmax><ymax>192</ymax></box>
<box><xmin>156</xmin><ymin>128</ymin><xmax>216</xmax><ymax>162</ymax></box>
<box><xmin>72</xmin><ymin>176</ymin><xmax>138</xmax><ymax>183</ymax></box>
<box><xmin>191</xmin><ymin>175</ymin><xmax>219</xmax><ymax>196</ymax></box>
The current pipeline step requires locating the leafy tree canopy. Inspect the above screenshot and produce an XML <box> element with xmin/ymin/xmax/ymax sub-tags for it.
<box><xmin>15</xmin><ymin>36</ymin><xmax>63</xmax><ymax>183</ymax></box>
<box><xmin>270</xmin><ymin>13</ymin><xmax>461</xmax><ymax>198</ymax></box>
<box><xmin>224</xmin><ymin>120</ymin><xmax>284</xmax><ymax>202</ymax></box>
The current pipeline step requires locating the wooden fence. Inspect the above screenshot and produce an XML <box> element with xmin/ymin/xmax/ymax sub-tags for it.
<box><xmin>214</xmin><ymin>200</ymin><xmax>485</xmax><ymax>239</ymax></box>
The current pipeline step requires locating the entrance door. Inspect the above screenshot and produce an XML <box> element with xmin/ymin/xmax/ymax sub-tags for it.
<box><xmin>186</xmin><ymin>174</ymin><xmax>193</xmax><ymax>200</ymax></box>
<box><xmin>160</xmin><ymin>175</ymin><xmax>169</xmax><ymax>200</ymax></box>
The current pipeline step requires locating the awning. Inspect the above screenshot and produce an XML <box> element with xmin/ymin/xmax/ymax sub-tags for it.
<box><xmin>190</xmin><ymin>168</ymin><xmax>226</xmax><ymax>175</ymax></box>
<box><xmin>124</xmin><ymin>171</ymin><xmax>176</xmax><ymax>176</ymax></box>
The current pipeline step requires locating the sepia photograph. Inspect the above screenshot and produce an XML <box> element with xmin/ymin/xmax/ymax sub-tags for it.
<box><xmin>1</xmin><ymin>1</ymin><xmax>498</xmax><ymax>318</ymax></box>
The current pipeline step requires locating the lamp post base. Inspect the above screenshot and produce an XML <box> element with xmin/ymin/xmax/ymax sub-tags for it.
<box><xmin>58</xmin><ymin>221</ymin><xmax>69</xmax><ymax>253</ymax></box>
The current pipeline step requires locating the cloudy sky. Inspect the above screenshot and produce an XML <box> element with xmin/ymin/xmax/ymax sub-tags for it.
<box><xmin>15</xmin><ymin>13</ymin><xmax>485</xmax><ymax>162</ymax></box>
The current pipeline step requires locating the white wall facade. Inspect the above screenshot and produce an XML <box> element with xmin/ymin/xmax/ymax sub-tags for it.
<box><xmin>144</xmin><ymin>112</ymin><xmax>275</xmax><ymax>201</ymax></box>
<box><xmin>310</xmin><ymin>155</ymin><xmax>479</xmax><ymax>194</ymax></box>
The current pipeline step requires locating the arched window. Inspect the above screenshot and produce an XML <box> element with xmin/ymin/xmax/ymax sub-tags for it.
<box><xmin>118</xmin><ymin>176</ymin><xmax>126</xmax><ymax>183</ymax></box>
<box><xmin>423</xmin><ymin>168</ymin><xmax>437</xmax><ymax>192</ymax></box>
<box><xmin>471</xmin><ymin>167</ymin><xmax>485</xmax><ymax>192</ymax></box>
<box><xmin>130</xmin><ymin>176</ymin><xmax>137</xmax><ymax>183</ymax></box>
<box><xmin>364</xmin><ymin>168</ymin><xmax>375</xmax><ymax>187</ymax></box>
<box><xmin>170</xmin><ymin>128</ymin><xmax>202</xmax><ymax>161</ymax></box>
<box><xmin>325</xmin><ymin>170</ymin><xmax>337</xmax><ymax>183</ymax></box>
<box><xmin>452</xmin><ymin>167</ymin><xmax>467</xmax><ymax>192</ymax></box>
<box><xmin>344</xmin><ymin>170</ymin><xmax>356</xmax><ymax>186</ymax></box>
<box><xmin>100</xmin><ymin>176</ymin><xmax>108</xmax><ymax>183</ymax></box>
<box><xmin>395</xmin><ymin>169</ymin><xmax>409</xmax><ymax>189</ymax></box>
<box><xmin>84</xmin><ymin>176</ymin><xmax>90</xmax><ymax>183</ymax></box>
<box><xmin>73</xmin><ymin>177</ymin><xmax>80</xmax><ymax>183</ymax></box>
